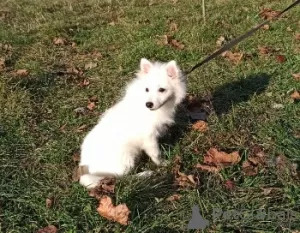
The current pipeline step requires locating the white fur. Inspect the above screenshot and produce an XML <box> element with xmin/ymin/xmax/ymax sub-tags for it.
<box><xmin>79</xmin><ymin>59</ymin><xmax>186</xmax><ymax>189</ymax></box>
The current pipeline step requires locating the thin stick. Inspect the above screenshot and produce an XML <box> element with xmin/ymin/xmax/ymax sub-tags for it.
<box><xmin>202</xmin><ymin>0</ymin><xmax>206</xmax><ymax>23</ymax></box>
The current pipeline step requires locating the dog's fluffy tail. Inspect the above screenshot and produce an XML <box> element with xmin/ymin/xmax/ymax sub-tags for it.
<box><xmin>79</xmin><ymin>174</ymin><xmax>104</xmax><ymax>189</ymax></box>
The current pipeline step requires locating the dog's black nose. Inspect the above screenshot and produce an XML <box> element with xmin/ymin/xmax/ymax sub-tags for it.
<box><xmin>146</xmin><ymin>102</ymin><xmax>153</xmax><ymax>108</ymax></box>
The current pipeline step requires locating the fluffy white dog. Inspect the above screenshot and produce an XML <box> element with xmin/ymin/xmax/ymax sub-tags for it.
<box><xmin>79</xmin><ymin>58</ymin><xmax>186</xmax><ymax>189</ymax></box>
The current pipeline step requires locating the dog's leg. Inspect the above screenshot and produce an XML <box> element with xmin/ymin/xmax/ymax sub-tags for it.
<box><xmin>143</xmin><ymin>140</ymin><xmax>165</xmax><ymax>166</ymax></box>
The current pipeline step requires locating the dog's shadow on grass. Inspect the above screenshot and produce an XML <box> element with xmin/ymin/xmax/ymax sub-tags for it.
<box><xmin>212</xmin><ymin>73</ymin><xmax>271</xmax><ymax>115</ymax></box>
<box><xmin>157</xmin><ymin>73</ymin><xmax>271</xmax><ymax>157</ymax></box>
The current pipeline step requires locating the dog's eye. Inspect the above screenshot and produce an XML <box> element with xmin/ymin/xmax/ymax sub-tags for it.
<box><xmin>146</xmin><ymin>88</ymin><xmax>149</xmax><ymax>92</ymax></box>
<box><xmin>158</xmin><ymin>88</ymin><xmax>166</xmax><ymax>92</ymax></box>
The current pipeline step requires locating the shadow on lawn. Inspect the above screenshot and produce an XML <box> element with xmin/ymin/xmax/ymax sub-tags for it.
<box><xmin>161</xmin><ymin>73</ymin><xmax>271</xmax><ymax>148</ymax></box>
<box><xmin>212</xmin><ymin>73</ymin><xmax>271</xmax><ymax>115</ymax></box>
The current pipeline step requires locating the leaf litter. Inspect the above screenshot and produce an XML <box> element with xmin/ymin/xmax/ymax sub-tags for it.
<box><xmin>196</xmin><ymin>148</ymin><xmax>241</xmax><ymax>172</ymax></box>
<box><xmin>97</xmin><ymin>195</ymin><xmax>130</xmax><ymax>225</ymax></box>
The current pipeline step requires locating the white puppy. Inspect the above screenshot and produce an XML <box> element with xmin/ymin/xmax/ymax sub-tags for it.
<box><xmin>79</xmin><ymin>58</ymin><xmax>186</xmax><ymax>189</ymax></box>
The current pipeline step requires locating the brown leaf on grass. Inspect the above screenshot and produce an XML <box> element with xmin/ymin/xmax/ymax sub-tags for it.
<box><xmin>258</xmin><ymin>46</ymin><xmax>274</xmax><ymax>56</ymax></box>
<box><xmin>172</xmin><ymin>156</ymin><xmax>199</xmax><ymax>189</ymax></box>
<box><xmin>89</xmin><ymin>177</ymin><xmax>116</xmax><ymax>199</ymax></box>
<box><xmin>216</xmin><ymin>36</ymin><xmax>226</xmax><ymax>47</ymax></box>
<box><xmin>15</xmin><ymin>69</ymin><xmax>29</xmax><ymax>77</ymax></box>
<box><xmin>195</xmin><ymin>163</ymin><xmax>221</xmax><ymax>172</ymax></box>
<box><xmin>79</xmin><ymin>79</ymin><xmax>90</xmax><ymax>87</ymax></box>
<box><xmin>166</xmin><ymin>194</ymin><xmax>182</xmax><ymax>202</ymax></box>
<box><xmin>0</xmin><ymin>58</ymin><xmax>5</xmax><ymax>71</ymax></box>
<box><xmin>287</xmin><ymin>27</ymin><xmax>293</xmax><ymax>32</ymax></box>
<box><xmin>262</xmin><ymin>24</ymin><xmax>270</xmax><ymax>30</ymax></box>
<box><xmin>295</xmin><ymin>33</ymin><xmax>300</xmax><ymax>41</ymax></box>
<box><xmin>172</xmin><ymin>155</ymin><xmax>182</xmax><ymax>174</ymax></box>
<box><xmin>224</xmin><ymin>180</ymin><xmax>235</xmax><ymax>190</ymax></box>
<box><xmin>89</xmin><ymin>96</ymin><xmax>98</xmax><ymax>102</ymax></box>
<box><xmin>170</xmin><ymin>39</ymin><xmax>184</xmax><ymax>50</ymax></box>
<box><xmin>192</xmin><ymin>120</ymin><xmax>208</xmax><ymax>132</ymax></box>
<box><xmin>204</xmin><ymin>148</ymin><xmax>241</xmax><ymax>166</ymax></box>
<box><xmin>169</xmin><ymin>21</ymin><xmax>178</xmax><ymax>33</ymax></box>
<box><xmin>259</xmin><ymin>8</ymin><xmax>281</xmax><ymax>20</ymax></box>
<box><xmin>292</xmin><ymin>73</ymin><xmax>300</xmax><ymax>81</ymax></box>
<box><xmin>87</xmin><ymin>101</ymin><xmax>96</xmax><ymax>111</ymax></box>
<box><xmin>275</xmin><ymin>55</ymin><xmax>286</xmax><ymax>63</ymax></box>
<box><xmin>59</xmin><ymin>124</ymin><xmax>67</xmax><ymax>133</ymax></box>
<box><xmin>185</xmin><ymin>94</ymin><xmax>213</xmax><ymax>121</ymax></box>
<box><xmin>175</xmin><ymin>171</ymin><xmax>199</xmax><ymax>189</ymax></box>
<box><xmin>84</xmin><ymin>62</ymin><xmax>98</xmax><ymax>70</ymax></box>
<box><xmin>97</xmin><ymin>195</ymin><xmax>130</xmax><ymax>225</ymax></box>
<box><xmin>53</xmin><ymin>37</ymin><xmax>67</xmax><ymax>46</ymax></box>
<box><xmin>242</xmin><ymin>145</ymin><xmax>266</xmax><ymax>176</ymax></box>
<box><xmin>157</xmin><ymin>35</ymin><xmax>184</xmax><ymax>49</ymax></box>
<box><xmin>76</xmin><ymin>124</ymin><xmax>88</xmax><ymax>132</ymax></box>
<box><xmin>196</xmin><ymin>148</ymin><xmax>240</xmax><ymax>173</ymax></box>
<box><xmin>290</xmin><ymin>91</ymin><xmax>300</xmax><ymax>100</ymax></box>
<box><xmin>37</xmin><ymin>225</ymin><xmax>58</xmax><ymax>233</ymax></box>
<box><xmin>72</xmin><ymin>152</ymin><xmax>80</xmax><ymax>162</ymax></box>
<box><xmin>221</xmin><ymin>51</ymin><xmax>244</xmax><ymax>64</ymax></box>
<box><xmin>46</xmin><ymin>197</ymin><xmax>53</xmax><ymax>208</ymax></box>
<box><xmin>242</xmin><ymin>160</ymin><xmax>258</xmax><ymax>176</ymax></box>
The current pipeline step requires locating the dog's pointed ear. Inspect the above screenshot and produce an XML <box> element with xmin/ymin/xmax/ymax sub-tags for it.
<box><xmin>140</xmin><ymin>58</ymin><xmax>153</xmax><ymax>74</ymax></box>
<box><xmin>166</xmin><ymin>60</ymin><xmax>179</xmax><ymax>79</ymax></box>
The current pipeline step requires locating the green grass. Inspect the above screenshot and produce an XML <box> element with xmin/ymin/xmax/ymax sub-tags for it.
<box><xmin>1</xmin><ymin>0</ymin><xmax>300</xmax><ymax>232</ymax></box>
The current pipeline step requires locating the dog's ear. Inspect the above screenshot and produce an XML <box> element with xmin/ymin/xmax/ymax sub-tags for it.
<box><xmin>140</xmin><ymin>58</ymin><xmax>152</xmax><ymax>74</ymax></box>
<box><xmin>166</xmin><ymin>60</ymin><xmax>179</xmax><ymax>79</ymax></box>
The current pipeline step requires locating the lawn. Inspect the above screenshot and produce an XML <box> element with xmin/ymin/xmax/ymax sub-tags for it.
<box><xmin>1</xmin><ymin>0</ymin><xmax>300</xmax><ymax>232</ymax></box>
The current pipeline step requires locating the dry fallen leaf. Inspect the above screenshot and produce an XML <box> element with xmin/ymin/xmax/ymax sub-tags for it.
<box><xmin>87</xmin><ymin>101</ymin><xmax>96</xmax><ymax>111</ymax></box>
<box><xmin>166</xmin><ymin>194</ymin><xmax>182</xmax><ymax>202</ymax></box>
<box><xmin>79</xmin><ymin>79</ymin><xmax>90</xmax><ymax>87</ymax></box>
<box><xmin>169</xmin><ymin>21</ymin><xmax>178</xmax><ymax>32</ymax></box>
<box><xmin>76</xmin><ymin>124</ymin><xmax>88</xmax><ymax>132</ymax></box>
<box><xmin>259</xmin><ymin>8</ymin><xmax>281</xmax><ymax>20</ymax></box>
<box><xmin>221</xmin><ymin>51</ymin><xmax>244</xmax><ymax>64</ymax></box>
<box><xmin>175</xmin><ymin>171</ymin><xmax>199</xmax><ymax>189</ymax></box>
<box><xmin>290</xmin><ymin>91</ymin><xmax>300</xmax><ymax>100</ymax></box>
<box><xmin>97</xmin><ymin>195</ymin><xmax>130</xmax><ymax>225</ymax></box>
<box><xmin>242</xmin><ymin>145</ymin><xmax>266</xmax><ymax>176</ymax></box>
<box><xmin>262</xmin><ymin>24</ymin><xmax>270</xmax><ymax>30</ymax></box>
<box><xmin>242</xmin><ymin>160</ymin><xmax>258</xmax><ymax>176</ymax></box>
<box><xmin>295</xmin><ymin>33</ymin><xmax>300</xmax><ymax>41</ymax></box>
<box><xmin>195</xmin><ymin>163</ymin><xmax>221</xmax><ymax>172</ymax></box>
<box><xmin>275</xmin><ymin>55</ymin><xmax>286</xmax><ymax>63</ymax></box>
<box><xmin>46</xmin><ymin>197</ymin><xmax>53</xmax><ymax>208</ymax></box>
<box><xmin>196</xmin><ymin>148</ymin><xmax>240</xmax><ymax>173</ymax></box>
<box><xmin>53</xmin><ymin>37</ymin><xmax>67</xmax><ymax>45</ymax></box>
<box><xmin>170</xmin><ymin>39</ymin><xmax>184</xmax><ymax>50</ymax></box>
<box><xmin>84</xmin><ymin>62</ymin><xmax>98</xmax><ymax>70</ymax></box>
<box><xmin>0</xmin><ymin>58</ymin><xmax>5</xmax><ymax>71</ymax></box>
<box><xmin>192</xmin><ymin>120</ymin><xmax>208</xmax><ymax>132</ymax></box>
<box><xmin>216</xmin><ymin>36</ymin><xmax>226</xmax><ymax>47</ymax></box>
<box><xmin>204</xmin><ymin>148</ymin><xmax>241</xmax><ymax>166</ymax></box>
<box><xmin>292</xmin><ymin>73</ymin><xmax>300</xmax><ymax>81</ymax></box>
<box><xmin>258</xmin><ymin>46</ymin><xmax>274</xmax><ymax>56</ymax></box>
<box><xmin>37</xmin><ymin>225</ymin><xmax>58</xmax><ymax>233</ymax></box>
<box><xmin>287</xmin><ymin>26</ymin><xmax>293</xmax><ymax>32</ymax></box>
<box><xmin>89</xmin><ymin>177</ymin><xmax>116</xmax><ymax>199</ymax></box>
<box><xmin>224</xmin><ymin>180</ymin><xmax>235</xmax><ymax>190</ymax></box>
<box><xmin>72</xmin><ymin>152</ymin><xmax>80</xmax><ymax>162</ymax></box>
<box><xmin>15</xmin><ymin>69</ymin><xmax>29</xmax><ymax>77</ymax></box>
<box><xmin>157</xmin><ymin>35</ymin><xmax>184</xmax><ymax>49</ymax></box>
<box><xmin>185</xmin><ymin>94</ymin><xmax>213</xmax><ymax>121</ymax></box>
<box><xmin>89</xmin><ymin>96</ymin><xmax>98</xmax><ymax>102</ymax></box>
